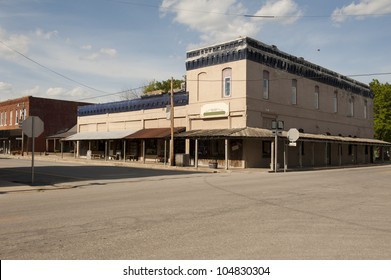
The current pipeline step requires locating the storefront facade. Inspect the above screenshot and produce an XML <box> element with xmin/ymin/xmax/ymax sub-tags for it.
<box><xmin>70</xmin><ymin>37</ymin><xmax>390</xmax><ymax>169</ymax></box>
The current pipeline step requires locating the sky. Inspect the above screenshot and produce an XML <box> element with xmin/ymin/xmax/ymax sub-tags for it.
<box><xmin>1</xmin><ymin>0</ymin><xmax>391</xmax><ymax>103</ymax></box>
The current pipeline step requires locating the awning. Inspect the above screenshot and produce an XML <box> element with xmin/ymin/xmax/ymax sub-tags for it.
<box><xmin>176</xmin><ymin>127</ymin><xmax>391</xmax><ymax>146</ymax></box>
<box><xmin>47</xmin><ymin>125</ymin><xmax>77</xmax><ymax>139</ymax></box>
<box><xmin>126</xmin><ymin>127</ymin><xmax>186</xmax><ymax>139</ymax></box>
<box><xmin>64</xmin><ymin>129</ymin><xmax>139</xmax><ymax>141</ymax></box>
<box><xmin>297</xmin><ymin>132</ymin><xmax>390</xmax><ymax>145</ymax></box>
<box><xmin>176</xmin><ymin>127</ymin><xmax>273</xmax><ymax>138</ymax></box>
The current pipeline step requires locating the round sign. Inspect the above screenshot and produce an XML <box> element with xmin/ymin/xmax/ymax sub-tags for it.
<box><xmin>287</xmin><ymin>128</ymin><xmax>300</xmax><ymax>142</ymax></box>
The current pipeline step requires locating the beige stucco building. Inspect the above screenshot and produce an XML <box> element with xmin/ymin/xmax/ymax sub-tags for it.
<box><xmin>68</xmin><ymin>37</ymin><xmax>390</xmax><ymax>169</ymax></box>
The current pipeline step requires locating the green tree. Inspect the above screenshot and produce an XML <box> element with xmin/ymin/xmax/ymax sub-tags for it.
<box><xmin>370</xmin><ymin>79</ymin><xmax>391</xmax><ymax>142</ymax></box>
<box><xmin>143</xmin><ymin>78</ymin><xmax>184</xmax><ymax>94</ymax></box>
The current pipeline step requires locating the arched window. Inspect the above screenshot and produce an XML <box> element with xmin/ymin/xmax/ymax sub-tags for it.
<box><xmin>349</xmin><ymin>96</ymin><xmax>354</xmax><ymax>117</ymax></box>
<box><xmin>263</xmin><ymin>70</ymin><xmax>269</xmax><ymax>99</ymax></box>
<box><xmin>364</xmin><ymin>100</ymin><xmax>368</xmax><ymax>119</ymax></box>
<box><xmin>197</xmin><ymin>72</ymin><xmax>207</xmax><ymax>102</ymax></box>
<box><xmin>222</xmin><ymin>68</ymin><xmax>232</xmax><ymax>97</ymax></box>
<box><xmin>314</xmin><ymin>85</ymin><xmax>319</xmax><ymax>109</ymax></box>
<box><xmin>333</xmin><ymin>91</ymin><xmax>338</xmax><ymax>113</ymax></box>
<box><xmin>291</xmin><ymin>79</ymin><xmax>297</xmax><ymax>105</ymax></box>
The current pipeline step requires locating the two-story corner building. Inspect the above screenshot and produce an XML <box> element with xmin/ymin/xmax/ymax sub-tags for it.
<box><xmin>0</xmin><ymin>96</ymin><xmax>90</xmax><ymax>155</ymax></box>
<box><xmin>70</xmin><ymin>37</ymin><xmax>390</xmax><ymax>169</ymax></box>
<box><xmin>180</xmin><ymin>37</ymin><xmax>388</xmax><ymax>168</ymax></box>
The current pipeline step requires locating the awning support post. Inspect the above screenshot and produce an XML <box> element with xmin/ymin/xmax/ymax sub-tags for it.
<box><xmin>224</xmin><ymin>138</ymin><xmax>229</xmax><ymax>170</ymax></box>
<box><xmin>123</xmin><ymin>140</ymin><xmax>126</xmax><ymax>162</ymax></box>
<box><xmin>142</xmin><ymin>140</ymin><xmax>146</xmax><ymax>164</ymax></box>
<box><xmin>195</xmin><ymin>139</ymin><xmax>198</xmax><ymax>168</ymax></box>
<box><xmin>164</xmin><ymin>139</ymin><xmax>167</xmax><ymax>165</ymax></box>
<box><xmin>299</xmin><ymin>141</ymin><xmax>303</xmax><ymax>168</ymax></box>
<box><xmin>105</xmin><ymin>141</ymin><xmax>108</xmax><ymax>161</ymax></box>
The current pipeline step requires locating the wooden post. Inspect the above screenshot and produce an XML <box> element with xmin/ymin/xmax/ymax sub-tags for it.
<box><xmin>195</xmin><ymin>139</ymin><xmax>198</xmax><ymax>168</ymax></box>
<box><xmin>170</xmin><ymin>77</ymin><xmax>175</xmax><ymax>166</ymax></box>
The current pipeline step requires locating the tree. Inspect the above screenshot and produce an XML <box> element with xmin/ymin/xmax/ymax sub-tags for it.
<box><xmin>143</xmin><ymin>78</ymin><xmax>184</xmax><ymax>94</ymax></box>
<box><xmin>370</xmin><ymin>79</ymin><xmax>391</xmax><ymax>142</ymax></box>
<box><xmin>118</xmin><ymin>87</ymin><xmax>143</xmax><ymax>100</ymax></box>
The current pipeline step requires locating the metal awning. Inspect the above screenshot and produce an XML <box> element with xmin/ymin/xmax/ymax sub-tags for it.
<box><xmin>176</xmin><ymin>127</ymin><xmax>391</xmax><ymax>146</ymax></box>
<box><xmin>64</xmin><ymin>129</ymin><xmax>139</xmax><ymax>141</ymax></box>
<box><xmin>176</xmin><ymin>127</ymin><xmax>273</xmax><ymax>138</ymax></box>
<box><xmin>126</xmin><ymin>127</ymin><xmax>186</xmax><ymax>139</ymax></box>
<box><xmin>47</xmin><ymin>125</ymin><xmax>77</xmax><ymax>139</ymax></box>
<box><xmin>297</xmin><ymin>132</ymin><xmax>390</xmax><ymax>145</ymax></box>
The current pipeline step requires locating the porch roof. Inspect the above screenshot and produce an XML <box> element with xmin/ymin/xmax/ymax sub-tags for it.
<box><xmin>126</xmin><ymin>127</ymin><xmax>186</xmax><ymax>139</ymax></box>
<box><xmin>47</xmin><ymin>125</ymin><xmax>77</xmax><ymax>139</ymax></box>
<box><xmin>176</xmin><ymin>127</ymin><xmax>391</xmax><ymax>146</ymax></box>
<box><xmin>64</xmin><ymin>129</ymin><xmax>139</xmax><ymax>141</ymax></box>
<box><xmin>176</xmin><ymin>127</ymin><xmax>273</xmax><ymax>138</ymax></box>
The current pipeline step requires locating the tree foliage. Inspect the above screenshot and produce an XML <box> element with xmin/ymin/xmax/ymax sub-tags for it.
<box><xmin>370</xmin><ymin>79</ymin><xmax>391</xmax><ymax>142</ymax></box>
<box><xmin>143</xmin><ymin>79</ymin><xmax>184</xmax><ymax>94</ymax></box>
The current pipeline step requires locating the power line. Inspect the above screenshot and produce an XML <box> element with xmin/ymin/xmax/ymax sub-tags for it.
<box><xmin>0</xmin><ymin>39</ymin><xmax>109</xmax><ymax>94</ymax></box>
<box><xmin>106</xmin><ymin>0</ymin><xmax>391</xmax><ymax>19</ymax></box>
<box><xmin>76</xmin><ymin>86</ymin><xmax>145</xmax><ymax>101</ymax></box>
<box><xmin>347</xmin><ymin>72</ymin><xmax>391</xmax><ymax>78</ymax></box>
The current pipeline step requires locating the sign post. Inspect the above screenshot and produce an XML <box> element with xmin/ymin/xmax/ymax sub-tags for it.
<box><xmin>285</xmin><ymin>128</ymin><xmax>300</xmax><ymax>173</ymax></box>
<box><xmin>271</xmin><ymin>120</ymin><xmax>284</xmax><ymax>172</ymax></box>
<box><xmin>22</xmin><ymin>116</ymin><xmax>44</xmax><ymax>185</ymax></box>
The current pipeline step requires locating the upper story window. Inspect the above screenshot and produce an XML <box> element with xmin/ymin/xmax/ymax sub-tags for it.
<box><xmin>291</xmin><ymin>79</ymin><xmax>297</xmax><ymax>105</ymax></box>
<box><xmin>314</xmin><ymin>86</ymin><xmax>319</xmax><ymax>109</ymax></box>
<box><xmin>222</xmin><ymin>68</ymin><xmax>232</xmax><ymax>98</ymax></box>
<box><xmin>364</xmin><ymin>100</ymin><xmax>368</xmax><ymax>119</ymax></box>
<box><xmin>9</xmin><ymin>110</ymin><xmax>13</xmax><ymax>125</ymax></box>
<box><xmin>197</xmin><ymin>72</ymin><xmax>207</xmax><ymax>102</ymax></box>
<box><xmin>15</xmin><ymin>109</ymin><xmax>18</xmax><ymax>124</ymax></box>
<box><xmin>348</xmin><ymin>96</ymin><xmax>354</xmax><ymax>117</ymax></box>
<box><xmin>263</xmin><ymin>70</ymin><xmax>269</xmax><ymax>100</ymax></box>
<box><xmin>333</xmin><ymin>91</ymin><xmax>338</xmax><ymax>113</ymax></box>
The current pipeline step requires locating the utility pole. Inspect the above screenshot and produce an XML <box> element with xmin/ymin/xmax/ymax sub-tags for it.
<box><xmin>170</xmin><ymin>77</ymin><xmax>175</xmax><ymax>166</ymax></box>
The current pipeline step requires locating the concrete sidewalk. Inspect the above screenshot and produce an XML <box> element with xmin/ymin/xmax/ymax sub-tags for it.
<box><xmin>0</xmin><ymin>180</ymin><xmax>77</xmax><ymax>194</ymax></box>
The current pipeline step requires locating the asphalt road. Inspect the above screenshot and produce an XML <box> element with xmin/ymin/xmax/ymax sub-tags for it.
<box><xmin>1</xmin><ymin>158</ymin><xmax>391</xmax><ymax>259</ymax></box>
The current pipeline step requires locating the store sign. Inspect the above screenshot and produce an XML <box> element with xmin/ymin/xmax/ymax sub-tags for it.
<box><xmin>201</xmin><ymin>103</ymin><xmax>229</xmax><ymax>119</ymax></box>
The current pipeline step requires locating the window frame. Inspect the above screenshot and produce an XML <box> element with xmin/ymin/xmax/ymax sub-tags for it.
<box><xmin>314</xmin><ymin>86</ymin><xmax>319</xmax><ymax>109</ymax></box>
<box><xmin>333</xmin><ymin>91</ymin><xmax>338</xmax><ymax>113</ymax></box>
<box><xmin>223</xmin><ymin>76</ymin><xmax>231</xmax><ymax>97</ymax></box>
<box><xmin>291</xmin><ymin>79</ymin><xmax>297</xmax><ymax>105</ymax></box>
<box><xmin>263</xmin><ymin>70</ymin><xmax>269</xmax><ymax>100</ymax></box>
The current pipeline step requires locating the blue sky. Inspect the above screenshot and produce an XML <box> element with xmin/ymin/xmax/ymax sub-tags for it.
<box><xmin>1</xmin><ymin>0</ymin><xmax>391</xmax><ymax>103</ymax></box>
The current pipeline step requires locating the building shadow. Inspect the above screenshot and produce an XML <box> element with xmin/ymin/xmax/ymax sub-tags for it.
<box><xmin>0</xmin><ymin>164</ymin><xmax>204</xmax><ymax>188</ymax></box>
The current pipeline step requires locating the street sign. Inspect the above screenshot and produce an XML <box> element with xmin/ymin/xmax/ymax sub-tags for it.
<box><xmin>287</xmin><ymin>128</ymin><xmax>300</xmax><ymax>142</ymax></box>
<box><xmin>23</xmin><ymin>116</ymin><xmax>44</xmax><ymax>138</ymax></box>
<box><xmin>22</xmin><ymin>116</ymin><xmax>44</xmax><ymax>185</ymax></box>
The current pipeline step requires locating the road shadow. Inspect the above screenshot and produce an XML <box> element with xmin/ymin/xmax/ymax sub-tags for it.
<box><xmin>0</xmin><ymin>164</ymin><xmax>204</xmax><ymax>188</ymax></box>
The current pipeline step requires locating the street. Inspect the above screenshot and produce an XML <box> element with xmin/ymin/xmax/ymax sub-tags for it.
<box><xmin>1</xmin><ymin>157</ymin><xmax>391</xmax><ymax>259</ymax></box>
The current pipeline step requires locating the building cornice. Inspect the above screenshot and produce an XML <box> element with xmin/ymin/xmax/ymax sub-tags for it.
<box><xmin>186</xmin><ymin>37</ymin><xmax>372</xmax><ymax>99</ymax></box>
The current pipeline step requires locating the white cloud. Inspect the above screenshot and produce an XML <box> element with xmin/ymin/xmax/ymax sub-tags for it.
<box><xmin>0</xmin><ymin>27</ymin><xmax>29</xmax><ymax>59</ymax></box>
<box><xmin>332</xmin><ymin>0</ymin><xmax>391</xmax><ymax>23</ymax></box>
<box><xmin>35</xmin><ymin>28</ymin><xmax>59</xmax><ymax>40</ymax></box>
<box><xmin>22</xmin><ymin>85</ymin><xmax>40</xmax><ymax>96</ymax></box>
<box><xmin>67</xmin><ymin>87</ymin><xmax>91</xmax><ymax>99</ymax></box>
<box><xmin>47</xmin><ymin>87</ymin><xmax>66</xmax><ymax>97</ymax></box>
<box><xmin>100</xmin><ymin>48</ymin><xmax>117</xmax><ymax>57</ymax></box>
<box><xmin>0</xmin><ymin>81</ymin><xmax>13</xmax><ymax>91</ymax></box>
<box><xmin>81</xmin><ymin>47</ymin><xmax>118</xmax><ymax>61</ymax></box>
<box><xmin>81</xmin><ymin>44</ymin><xmax>93</xmax><ymax>50</ymax></box>
<box><xmin>160</xmin><ymin>0</ymin><xmax>303</xmax><ymax>45</ymax></box>
<box><xmin>253</xmin><ymin>0</ymin><xmax>303</xmax><ymax>24</ymax></box>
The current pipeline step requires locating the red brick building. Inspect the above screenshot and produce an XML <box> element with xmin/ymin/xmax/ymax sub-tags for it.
<box><xmin>0</xmin><ymin>96</ymin><xmax>90</xmax><ymax>154</ymax></box>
